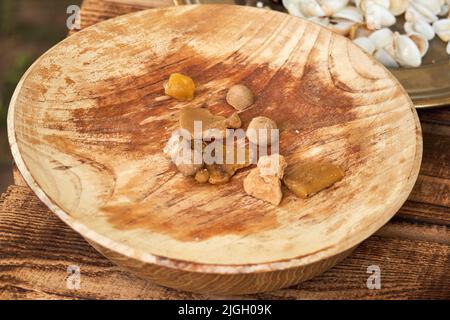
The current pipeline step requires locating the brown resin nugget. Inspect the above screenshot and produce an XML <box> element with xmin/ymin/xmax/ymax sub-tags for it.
<box><xmin>204</xmin><ymin>112</ymin><xmax>242</xmax><ymax>141</ymax></box>
<box><xmin>205</xmin><ymin>141</ymin><xmax>251</xmax><ymax>185</ymax></box>
<box><xmin>180</xmin><ymin>107</ymin><xmax>242</xmax><ymax>140</ymax></box>
<box><xmin>283</xmin><ymin>162</ymin><xmax>344</xmax><ymax>198</ymax></box>
<box><xmin>179</xmin><ymin>107</ymin><xmax>226</xmax><ymax>138</ymax></box>
<box><xmin>195</xmin><ymin>168</ymin><xmax>210</xmax><ymax>184</ymax></box>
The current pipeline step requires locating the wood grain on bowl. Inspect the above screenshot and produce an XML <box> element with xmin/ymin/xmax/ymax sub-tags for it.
<box><xmin>8</xmin><ymin>5</ymin><xmax>422</xmax><ymax>294</ymax></box>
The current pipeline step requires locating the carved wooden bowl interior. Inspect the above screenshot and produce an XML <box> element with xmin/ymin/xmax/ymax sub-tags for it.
<box><xmin>8</xmin><ymin>5</ymin><xmax>422</xmax><ymax>294</ymax></box>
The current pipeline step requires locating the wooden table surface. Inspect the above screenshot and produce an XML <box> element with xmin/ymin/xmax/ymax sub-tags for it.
<box><xmin>1</xmin><ymin>0</ymin><xmax>449</xmax><ymax>300</ymax></box>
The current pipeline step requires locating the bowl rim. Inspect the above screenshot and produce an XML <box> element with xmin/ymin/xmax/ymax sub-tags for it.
<box><xmin>7</xmin><ymin>4</ymin><xmax>423</xmax><ymax>274</ymax></box>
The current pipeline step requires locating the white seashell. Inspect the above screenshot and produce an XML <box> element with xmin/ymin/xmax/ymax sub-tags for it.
<box><xmin>357</xmin><ymin>0</ymin><xmax>390</xmax><ymax>11</ymax></box>
<box><xmin>414</xmin><ymin>0</ymin><xmax>441</xmax><ymax>15</ymax></box>
<box><xmin>328</xmin><ymin>18</ymin><xmax>357</xmax><ymax>35</ymax></box>
<box><xmin>282</xmin><ymin>0</ymin><xmax>306</xmax><ymax>18</ymax></box>
<box><xmin>317</xmin><ymin>0</ymin><xmax>349</xmax><ymax>16</ymax></box>
<box><xmin>389</xmin><ymin>0</ymin><xmax>409</xmax><ymax>16</ymax></box>
<box><xmin>308</xmin><ymin>16</ymin><xmax>331</xmax><ymax>26</ymax></box>
<box><xmin>406</xmin><ymin>1</ymin><xmax>439</xmax><ymax>23</ymax></box>
<box><xmin>353</xmin><ymin>36</ymin><xmax>376</xmax><ymax>54</ymax></box>
<box><xmin>369</xmin><ymin>27</ymin><xmax>394</xmax><ymax>48</ymax></box>
<box><xmin>433</xmin><ymin>18</ymin><xmax>450</xmax><ymax>41</ymax></box>
<box><xmin>332</xmin><ymin>5</ymin><xmax>364</xmax><ymax>22</ymax></box>
<box><xmin>392</xmin><ymin>32</ymin><xmax>422</xmax><ymax>67</ymax></box>
<box><xmin>355</xmin><ymin>0</ymin><xmax>391</xmax><ymax>11</ymax></box>
<box><xmin>376</xmin><ymin>0</ymin><xmax>390</xmax><ymax>9</ymax></box>
<box><xmin>374</xmin><ymin>48</ymin><xmax>399</xmax><ymax>68</ymax></box>
<box><xmin>365</xmin><ymin>1</ymin><xmax>396</xmax><ymax>30</ymax></box>
<box><xmin>353</xmin><ymin>0</ymin><xmax>363</xmax><ymax>8</ymax></box>
<box><xmin>384</xmin><ymin>39</ymin><xmax>396</xmax><ymax>56</ymax></box>
<box><xmin>349</xmin><ymin>22</ymin><xmax>373</xmax><ymax>39</ymax></box>
<box><xmin>447</xmin><ymin>41</ymin><xmax>450</xmax><ymax>54</ymax></box>
<box><xmin>300</xmin><ymin>0</ymin><xmax>327</xmax><ymax>17</ymax></box>
<box><xmin>439</xmin><ymin>4</ymin><xmax>449</xmax><ymax>17</ymax></box>
<box><xmin>404</xmin><ymin>20</ymin><xmax>435</xmax><ymax>40</ymax></box>
<box><xmin>408</xmin><ymin>32</ymin><xmax>429</xmax><ymax>56</ymax></box>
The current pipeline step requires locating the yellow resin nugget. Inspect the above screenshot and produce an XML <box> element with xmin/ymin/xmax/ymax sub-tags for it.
<box><xmin>164</xmin><ymin>73</ymin><xmax>195</xmax><ymax>101</ymax></box>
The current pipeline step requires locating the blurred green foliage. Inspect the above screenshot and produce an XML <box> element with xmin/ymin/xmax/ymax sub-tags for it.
<box><xmin>0</xmin><ymin>0</ymin><xmax>80</xmax><ymax>192</ymax></box>
<box><xmin>0</xmin><ymin>0</ymin><xmax>80</xmax><ymax>175</ymax></box>
<box><xmin>0</xmin><ymin>52</ymin><xmax>34</xmax><ymax>124</ymax></box>
<box><xmin>0</xmin><ymin>0</ymin><xmax>12</xmax><ymax>33</ymax></box>
<box><xmin>0</xmin><ymin>0</ymin><xmax>81</xmax><ymax>131</ymax></box>
<box><xmin>0</xmin><ymin>0</ymin><xmax>33</xmax><ymax>131</ymax></box>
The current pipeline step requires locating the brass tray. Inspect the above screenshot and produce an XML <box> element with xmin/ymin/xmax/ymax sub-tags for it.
<box><xmin>175</xmin><ymin>0</ymin><xmax>450</xmax><ymax>109</ymax></box>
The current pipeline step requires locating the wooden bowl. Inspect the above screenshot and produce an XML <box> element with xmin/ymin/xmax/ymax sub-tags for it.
<box><xmin>8</xmin><ymin>5</ymin><xmax>422</xmax><ymax>294</ymax></box>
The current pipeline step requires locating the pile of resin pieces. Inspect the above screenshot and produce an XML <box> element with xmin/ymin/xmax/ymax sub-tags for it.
<box><xmin>280</xmin><ymin>0</ymin><xmax>450</xmax><ymax>67</ymax></box>
<box><xmin>163</xmin><ymin>73</ymin><xmax>344</xmax><ymax>206</ymax></box>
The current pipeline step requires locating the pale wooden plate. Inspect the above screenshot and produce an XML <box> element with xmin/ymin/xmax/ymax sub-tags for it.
<box><xmin>8</xmin><ymin>4</ymin><xmax>422</xmax><ymax>294</ymax></box>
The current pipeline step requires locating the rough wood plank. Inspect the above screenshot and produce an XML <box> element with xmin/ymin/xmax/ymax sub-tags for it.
<box><xmin>407</xmin><ymin>122</ymin><xmax>450</xmax><ymax>215</ymax></box>
<box><xmin>1</xmin><ymin>185</ymin><xmax>449</xmax><ymax>299</ymax></box>
<box><xmin>397</xmin><ymin>121</ymin><xmax>450</xmax><ymax>227</ymax></box>
<box><xmin>396</xmin><ymin>201</ymin><xmax>450</xmax><ymax>226</ymax></box>
<box><xmin>12</xmin><ymin>163</ymin><xmax>27</xmax><ymax>187</ymax></box>
<box><xmin>77</xmin><ymin>0</ymin><xmax>173</xmax><ymax>31</ymax></box>
<box><xmin>418</xmin><ymin>108</ymin><xmax>450</xmax><ymax>126</ymax></box>
<box><xmin>375</xmin><ymin>220</ymin><xmax>450</xmax><ymax>245</ymax></box>
<box><xmin>260</xmin><ymin>236</ymin><xmax>450</xmax><ymax>300</ymax></box>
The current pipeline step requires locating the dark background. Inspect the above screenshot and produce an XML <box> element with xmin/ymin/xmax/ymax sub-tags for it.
<box><xmin>0</xmin><ymin>0</ymin><xmax>81</xmax><ymax>192</ymax></box>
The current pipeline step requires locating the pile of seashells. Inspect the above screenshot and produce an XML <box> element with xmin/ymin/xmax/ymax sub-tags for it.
<box><xmin>281</xmin><ymin>0</ymin><xmax>450</xmax><ymax>68</ymax></box>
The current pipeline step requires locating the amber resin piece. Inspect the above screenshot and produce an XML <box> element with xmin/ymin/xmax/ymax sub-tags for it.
<box><xmin>195</xmin><ymin>168</ymin><xmax>210</xmax><ymax>184</ymax></box>
<box><xmin>206</xmin><ymin>164</ymin><xmax>233</xmax><ymax>184</ymax></box>
<box><xmin>179</xmin><ymin>107</ymin><xmax>226</xmax><ymax>137</ymax></box>
<box><xmin>205</xmin><ymin>141</ymin><xmax>251</xmax><ymax>185</ymax></box>
<box><xmin>180</xmin><ymin>108</ymin><xmax>242</xmax><ymax>141</ymax></box>
<box><xmin>203</xmin><ymin>112</ymin><xmax>242</xmax><ymax>141</ymax></box>
<box><xmin>164</xmin><ymin>73</ymin><xmax>195</xmax><ymax>101</ymax></box>
<box><xmin>283</xmin><ymin>162</ymin><xmax>344</xmax><ymax>198</ymax></box>
<box><xmin>219</xmin><ymin>112</ymin><xmax>242</xmax><ymax>129</ymax></box>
